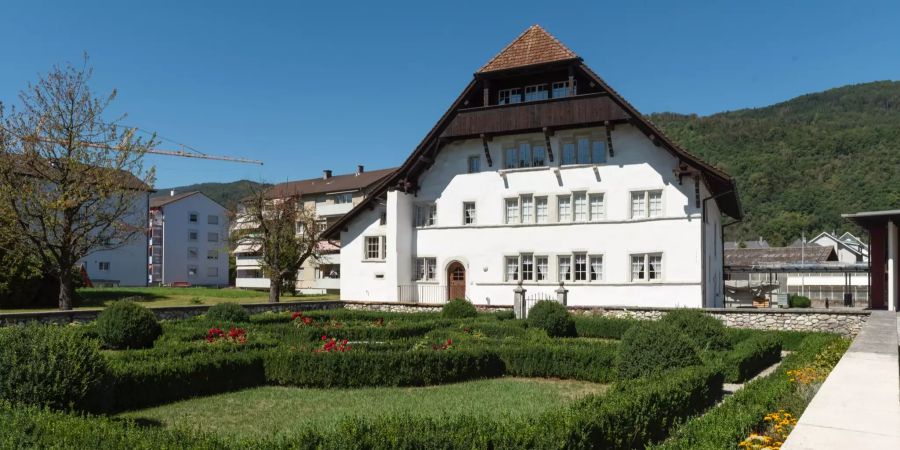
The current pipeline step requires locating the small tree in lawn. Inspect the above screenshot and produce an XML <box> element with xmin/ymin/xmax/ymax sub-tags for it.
<box><xmin>0</xmin><ymin>57</ymin><xmax>155</xmax><ymax>310</ymax></box>
<box><xmin>232</xmin><ymin>186</ymin><xmax>323</xmax><ymax>303</ymax></box>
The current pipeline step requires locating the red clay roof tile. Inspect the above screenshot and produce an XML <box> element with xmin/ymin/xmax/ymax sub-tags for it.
<box><xmin>478</xmin><ymin>25</ymin><xmax>579</xmax><ymax>73</ymax></box>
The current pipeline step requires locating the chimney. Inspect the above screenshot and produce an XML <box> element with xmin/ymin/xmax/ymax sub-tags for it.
<box><xmin>323</xmin><ymin>170</ymin><xmax>332</xmax><ymax>180</ymax></box>
<box><xmin>170</xmin><ymin>190</ymin><xmax>176</xmax><ymax>197</ymax></box>
<box><xmin>356</xmin><ymin>165</ymin><xmax>364</xmax><ymax>175</ymax></box>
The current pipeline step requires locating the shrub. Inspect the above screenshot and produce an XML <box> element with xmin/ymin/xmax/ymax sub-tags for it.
<box><xmin>0</xmin><ymin>325</ymin><xmax>106</xmax><ymax>410</ymax></box>
<box><xmin>495</xmin><ymin>310</ymin><xmax>516</xmax><ymax>321</ymax></box>
<box><xmin>205</xmin><ymin>302</ymin><xmax>250</xmax><ymax>323</ymax></box>
<box><xmin>442</xmin><ymin>298</ymin><xmax>478</xmax><ymax>318</ymax></box>
<box><xmin>616</xmin><ymin>321</ymin><xmax>702</xmax><ymax>379</ymax></box>
<box><xmin>499</xmin><ymin>341</ymin><xmax>618</xmax><ymax>382</ymax></box>
<box><xmin>95</xmin><ymin>301</ymin><xmax>161</xmax><ymax>349</ymax></box>
<box><xmin>574</xmin><ymin>316</ymin><xmax>638</xmax><ymax>339</ymax></box>
<box><xmin>103</xmin><ymin>349</ymin><xmax>267</xmax><ymax>412</ymax></box>
<box><xmin>720</xmin><ymin>334</ymin><xmax>782</xmax><ymax>383</ymax></box>
<box><xmin>527</xmin><ymin>300</ymin><xmax>576</xmax><ymax>337</ymax></box>
<box><xmin>265</xmin><ymin>348</ymin><xmax>504</xmax><ymax>388</ymax></box>
<box><xmin>789</xmin><ymin>294</ymin><xmax>812</xmax><ymax>308</ymax></box>
<box><xmin>661</xmin><ymin>309</ymin><xmax>730</xmax><ymax>351</ymax></box>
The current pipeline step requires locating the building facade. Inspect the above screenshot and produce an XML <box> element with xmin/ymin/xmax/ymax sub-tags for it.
<box><xmin>79</xmin><ymin>192</ymin><xmax>150</xmax><ymax>287</ymax></box>
<box><xmin>234</xmin><ymin>166</ymin><xmax>394</xmax><ymax>294</ymax></box>
<box><xmin>325</xmin><ymin>25</ymin><xmax>742</xmax><ymax>308</ymax></box>
<box><xmin>149</xmin><ymin>191</ymin><xmax>230</xmax><ymax>287</ymax></box>
<box><xmin>844</xmin><ymin>209</ymin><xmax>900</xmax><ymax>311</ymax></box>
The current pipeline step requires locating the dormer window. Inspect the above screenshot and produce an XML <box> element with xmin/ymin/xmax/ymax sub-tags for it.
<box><xmin>498</xmin><ymin>88</ymin><xmax>522</xmax><ymax>105</ymax></box>
<box><xmin>552</xmin><ymin>80</ymin><xmax>577</xmax><ymax>98</ymax></box>
<box><xmin>524</xmin><ymin>84</ymin><xmax>548</xmax><ymax>101</ymax></box>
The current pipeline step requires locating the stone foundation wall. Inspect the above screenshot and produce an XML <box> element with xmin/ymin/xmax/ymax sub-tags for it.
<box><xmin>343</xmin><ymin>301</ymin><xmax>510</xmax><ymax>314</ymax></box>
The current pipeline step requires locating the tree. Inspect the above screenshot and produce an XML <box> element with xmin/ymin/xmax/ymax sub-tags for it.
<box><xmin>231</xmin><ymin>186</ymin><xmax>324</xmax><ymax>303</ymax></box>
<box><xmin>0</xmin><ymin>58</ymin><xmax>155</xmax><ymax>310</ymax></box>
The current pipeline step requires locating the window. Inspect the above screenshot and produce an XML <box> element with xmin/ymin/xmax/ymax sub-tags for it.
<box><xmin>504</xmin><ymin>147</ymin><xmax>517</xmax><ymax>169</ymax></box>
<box><xmin>573</xmin><ymin>192</ymin><xmax>587</xmax><ymax>222</ymax></box>
<box><xmin>365</xmin><ymin>236</ymin><xmax>385</xmax><ymax>260</ymax></box>
<box><xmin>207</xmin><ymin>267</ymin><xmax>219</xmax><ymax>277</ymax></box>
<box><xmin>524</xmin><ymin>84</ymin><xmax>548</xmax><ymax>101</ymax></box>
<box><xmin>521</xmin><ymin>254</ymin><xmax>534</xmax><ymax>281</ymax></box>
<box><xmin>631</xmin><ymin>190</ymin><xmax>664</xmax><ymax>218</ymax></box>
<box><xmin>207</xmin><ymin>215</ymin><xmax>219</xmax><ymax>225</ymax></box>
<box><xmin>520</xmin><ymin>195</ymin><xmax>534</xmax><ymax>224</ymax></box>
<box><xmin>532</xmin><ymin>144</ymin><xmax>546</xmax><ymax>166</ymax></box>
<box><xmin>589</xmin><ymin>256</ymin><xmax>603</xmax><ymax>281</ymax></box>
<box><xmin>518</xmin><ymin>143</ymin><xmax>531</xmax><ymax>168</ymax></box>
<box><xmin>463</xmin><ymin>202</ymin><xmax>476</xmax><ymax>225</ymax></box>
<box><xmin>467</xmin><ymin>155</ymin><xmax>481</xmax><ymax>173</ymax></box>
<box><xmin>498</xmin><ymin>88</ymin><xmax>522</xmax><ymax>105</ymax></box>
<box><xmin>505</xmin><ymin>198</ymin><xmax>519</xmax><ymax>224</ymax></box>
<box><xmin>207</xmin><ymin>232</ymin><xmax>219</xmax><ymax>242</ymax></box>
<box><xmin>577</xmin><ymin>137</ymin><xmax>591</xmax><ymax>164</ymax></box>
<box><xmin>574</xmin><ymin>254</ymin><xmax>587</xmax><ymax>281</ymax></box>
<box><xmin>592</xmin><ymin>140</ymin><xmax>607</xmax><ymax>163</ymax></box>
<box><xmin>557</xmin><ymin>195</ymin><xmax>572</xmax><ymax>222</ymax></box>
<box><xmin>589</xmin><ymin>194</ymin><xmax>605</xmax><ymax>221</ymax></box>
<box><xmin>189</xmin><ymin>212</ymin><xmax>198</xmax><ymax>223</ymax></box>
<box><xmin>415</xmin><ymin>203</ymin><xmax>437</xmax><ymax>227</ymax></box>
<box><xmin>535</xmin><ymin>197</ymin><xmax>549</xmax><ymax>224</ymax></box>
<box><xmin>187</xmin><ymin>265</ymin><xmax>198</xmax><ymax>278</ymax></box>
<box><xmin>535</xmin><ymin>256</ymin><xmax>548</xmax><ymax>281</ymax></box>
<box><xmin>334</xmin><ymin>193</ymin><xmax>353</xmax><ymax>204</ymax></box>
<box><xmin>561</xmin><ymin>141</ymin><xmax>576</xmax><ymax>165</ymax></box>
<box><xmin>505</xmin><ymin>256</ymin><xmax>519</xmax><ymax>281</ymax></box>
<box><xmin>207</xmin><ymin>250</ymin><xmax>219</xmax><ymax>260</ymax></box>
<box><xmin>98</xmin><ymin>261</ymin><xmax>110</xmax><ymax>271</ymax></box>
<box><xmin>188</xmin><ymin>247</ymin><xmax>198</xmax><ymax>259</ymax></box>
<box><xmin>415</xmin><ymin>257</ymin><xmax>437</xmax><ymax>281</ymax></box>
<box><xmin>188</xmin><ymin>230</ymin><xmax>198</xmax><ymax>241</ymax></box>
<box><xmin>632</xmin><ymin>253</ymin><xmax>663</xmax><ymax>282</ymax></box>
<box><xmin>558</xmin><ymin>256</ymin><xmax>572</xmax><ymax>282</ymax></box>
<box><xmin>552</xmin><ymin>80</ymin><xmax>576</xmax><ymax>98</ymax></box>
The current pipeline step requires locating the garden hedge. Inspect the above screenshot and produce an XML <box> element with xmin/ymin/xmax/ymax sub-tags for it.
<box><xmin>720</xmin><ymin>334</ymin><xmax>782</xmax><ymax>383</ymax></box>
<box><xmin>264</xmin><ymin>348</ymin><xmax>504</xmax><ymax>388</ymax></box>
<box><xmin>95</xmin><ymin>301</ymin><xmax>161</xmax><ymax>349</ymax></box>
<box><xmin>205</xmin><ymin>302</ymin><xmax>250</xmax><ymax>323</ymax></box>
<box><xmin>498</xmin><ymin>341</ymin><xmax>618</xmax><ymax>383</ymax></box>
<box><xmin>616</xmin><ymin>321</ymin><xmax>702</xmax><ymax>378</ymax></box>
<box><xmin>573</xmin><ymin>315</ymin><xmax>637</xmax><ymax>339</ymax></box>
<box><xmin>527</xmin><ymin>300</ymin><xmax>576</xmax><ymax>337</ymax></box>
<box><xmin>660</xmin><ymin>309</ymin><xmax>730</xmax><ymax>351</ymax></box>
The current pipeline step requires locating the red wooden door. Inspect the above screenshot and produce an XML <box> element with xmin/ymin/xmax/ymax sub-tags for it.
<box><xmin>448</xmin><ymin>262</ymin><xmax>466</xmax><ymax>300</ymax></box>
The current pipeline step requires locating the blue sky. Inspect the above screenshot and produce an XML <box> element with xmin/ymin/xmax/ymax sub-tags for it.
<box><xmin>1</xmin><ymin>1</ymin><xmax>898</xmax><ymax>187</ymax></box>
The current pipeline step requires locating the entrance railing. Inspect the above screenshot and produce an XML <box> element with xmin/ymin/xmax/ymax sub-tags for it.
<box><xmin>397</xmin><ymin>284</ymin><xmax>449</xmax><ymax>304</ymax></box>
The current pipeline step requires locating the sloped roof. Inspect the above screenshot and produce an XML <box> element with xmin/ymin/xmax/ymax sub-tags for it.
<box><xmin>266</xmin><ymin>167</ymin><xmax>396</xmax><ymax>199</ymax></box>
<box><xmin>478</xmin><ymin>25</ymin><xmax>579</xmax><ymax>73</ymax></box>
<box><xmin>725</xmin><ymin>246</ymin><xmax>837</xmax><ymax>267</ymax></box>
<box><xmin>150</xmin><ymin>190</ymin><xmax>201</xmax><ymax>208</ymax></box>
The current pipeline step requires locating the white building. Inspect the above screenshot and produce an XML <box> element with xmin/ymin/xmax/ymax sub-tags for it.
<box><xmin>149</xmin><ymin>191</ymin><xmax>230</xmax><ymax>286</ymax></box>
<box><xmin>324</xmin><ymin>25</ymin><xmax>742</xmax><ymax>308</ymax></box>
<box><xmin>234</xmin><ymin>166</ymin><xmax>394</xmax><ymax>293</ymax></box>
<box><xmin>79</xmin><ymin>193</ymin><xmax>151</xmax><ymax>287</ymax></box>
<box><xmin>804</xmin><ymin>231</ymin><xmax>868</xmax><ymax>263</ymax></box>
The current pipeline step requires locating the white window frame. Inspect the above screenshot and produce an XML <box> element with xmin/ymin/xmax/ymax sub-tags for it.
<box><xmin>504</xmin><ymin>255</ymin><xmax>519</xmax><ymax>282</ymax></box>
<box><xmin>414</xmin><ymin>203</ymin><xmax>437</xmax><ymax>227</ymax></box>
<box><xmin>589</xmin><ymin>255</ymin><xmax>604</xmax><ymax>282</ymax></box>
<box><xmin>520</xmin><ymin>253</ymin><xmax>534</xmax><ymax>281</ymax></box>
<box><xmin>630</xmin><ymin>190</ymin><xmax>664</xmax><ymax>219</ymax></box>
<box><xmin>557</xmin><ymin>255</ymin><xmax>572</xmax><ymax>282</ymax></box>
<box><xmin>467</xmin><ymin>155</ymin><xmax>481</xmax><ymax>173</ymax></box>
<box><xmin>334</xmin><ymin>193</ymin><xmax>353</xmax><ymax>204</ymax></box>
<box><xmin>631</xmin><ymin>253</ymin><xmax>663</xmax><ymax>282</ymax></box>
<box><xmin>557</xmin><ymin>194</ymin><xmax>572</xmax><ymax>222</ymax></box>
<box><xmin>463</xmin><ymin>201</ymin><xmax>477</xmax><ymax>225</ymax></box>
<box><xmin>504</xmin><ymin>197</ymin><xmax>519</xmax><ymax>224</ymax></box>
<box><xmin>188</xmin><ymin>247</ymin><xmax>199</xmax><ymax>259</ymax></box>
<box><xmin>573</xmin><ymin>192</ymin><xmax>588</xmax><ymax>222</ymax></box>
<box><xmin>187</xmin><ymin>265</ymin><xmax>198</xmax><ymax>278</ymax></box>
<box><xmin>573</xmin><ymin>253</ymin><xmax>588</xmax><ymax>281</ymax></box>
<box><xmin>520</xmin><ymin>195</ymin><xmax>534</xmax><ymax>224</ymax></box>
<box><xmin>535</xmin><ymin>256</ymin><xmax>549</xmax><ymax>281</ymax></box>
<box><xmin>98</xmin><ymin>261</ymin><xmax>110</xmax><ymax>271</ymax></box>
<box><xmin>364</xmin><ymin>236</ymin><xmax>386</xmax><ymax>261</ymax></box>
<box><xmin>189</xmin><ymin>212</ymin><xmax>198</xmax><ymax>223</ymax></box>
<box><xmin>188</xmin><ymin>229</ymin><xmax>198</xmax><ymax>241</ymax></box>
<box><xmin>551</xmin><ymin>80</ymin><xmax>577</xmax><ymax>98</ymax></box>
<box><xmin>207</xmin><ymin>232</ymin><xmax>219</xmax><ymax>243</ymax></box>
<box><xmin>207</xmin><ymin>250</ymin><xmax>219</xmax><ymax>260</ymax></box>
<box><xmin>498</xmin><ymin>87</ymin><xmax>522</xmax><ymax>105</ymax></box>
<box><xmin>415</xmin><ymin>257</ymin><xmax>437</xmax><ymax>282</ymax></box>
<box><xmin>589</xmin><ymin>193</ymin><xmax>606</xmax><ymax>221</ymax></box>
<box><xmin>207</xmin><ymin>215</ymin><xmax>219</xmax><ymax>225</ymax></box>
<box><xmin>535</xmin><ymin>196</ymin><xmax>549</xmax><ymax>224</ymax></box>
<box><xmin>524</xmin><ymin>84</ymin><xmax>548</xmax><ymax>101</ymax></box>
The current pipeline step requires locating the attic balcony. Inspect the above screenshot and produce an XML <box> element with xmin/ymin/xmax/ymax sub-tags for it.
<box><xmin>440</xmin><ymin>93</ymin><xmax>630</xmax><ymax>140</ymax></box>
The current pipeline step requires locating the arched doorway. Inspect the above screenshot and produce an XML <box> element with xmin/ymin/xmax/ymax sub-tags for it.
<box><xmin>447</xmin><ymin>261</ymin><xmax>466</xmax><ymax>300</ymax></box>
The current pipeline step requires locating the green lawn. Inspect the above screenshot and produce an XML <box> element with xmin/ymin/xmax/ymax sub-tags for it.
<box><xmin>118</xmin><ymin>377</ymin><xmax>608</xmax><ymax>437</ymax></box>
<box><xmin>2</xmin><ymin>287</ymin><xmax>338</xmax><ymax>313</ymax></box>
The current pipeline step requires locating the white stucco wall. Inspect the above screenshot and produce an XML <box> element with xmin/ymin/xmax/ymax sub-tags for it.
<box><xmin>156</xmin><ymin>193</ymin><xmax>230</xmax><ymax>286</ymax></box>
<box><xmin>79</xmin><ymin>193</ymin><xmax>149</xmax><ymax>287</ymax></box>
<box><xmin>339</xmin><ymin>125</ymin><xmax>730</xmax><ymax>307</ymax></box>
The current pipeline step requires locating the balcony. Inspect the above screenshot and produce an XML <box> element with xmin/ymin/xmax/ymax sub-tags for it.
<box><xmin>440</xmin><ymin>93</ymin><xmax>629</xmax><ymax>140</ymax></box>
<box><xmin>315</xmin><ymin>202</ymin><xmax>354</xmax><ymax>217</ymax></box>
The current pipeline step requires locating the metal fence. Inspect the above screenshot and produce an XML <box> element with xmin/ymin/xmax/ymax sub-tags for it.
<box><xmin>397</xmin><ymin>284</ymin><xmax>449</xmax><ymax>304</ymax></box>
<box><xmin>522</xmin><ymin>292</ymin><xmax>557</xmax><ymax>318</ymax></box>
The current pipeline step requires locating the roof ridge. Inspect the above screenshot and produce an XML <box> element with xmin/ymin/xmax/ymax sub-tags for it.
<box><xmin>478</xmin><ymin>25</ymin><xmax>579</xmax><ymax>73</ymax></box>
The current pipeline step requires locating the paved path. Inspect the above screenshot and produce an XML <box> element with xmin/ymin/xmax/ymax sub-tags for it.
<box><xmin>783</xmin><ymin>311</ymin><xmax>900</xmax><ymax>449</ymax></box>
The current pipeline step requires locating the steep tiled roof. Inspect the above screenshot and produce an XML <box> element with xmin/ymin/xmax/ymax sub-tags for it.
<box><xmin>266</xmin><ymin>167</ymin><xmax>396</xmax><ymax>199</ymax></box>
<box><xmin>725</xmin><ymin>246</ymin><xmax>837</xmax><ymax>267</ymax></box>
<box><xmin>478</xmin><ymin>25</ymin><xmax>579</xmax><ymax>73</ymax></box>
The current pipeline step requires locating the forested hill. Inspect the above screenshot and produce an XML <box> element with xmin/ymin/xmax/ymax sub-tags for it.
<box><xmin>650</xmin><ymin>81</ymin><xmax>900</xmax><ymax>246</ymax></box>
<box><xmin>151</xmin><ymin>180</ymin><xmax>268</xmax><ymax>212</ymax></box>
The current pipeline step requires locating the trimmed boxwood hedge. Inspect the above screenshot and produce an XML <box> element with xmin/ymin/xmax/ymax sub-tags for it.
<box><xmin>573</xmin><ymin>316</ymin><xmax>638</xmax><ymax>339</ymax></box>
<box><xmin>498</xmin><ymin>341</ymin><xmax>618</xmax><ymax>383</ymax></box>
<box><xmin>720</xmin><ymin>334</ymin><xmax>782</xmax><ymax>383</ymax></box>
<box><xmin>660</xmin><ymin>309</ymin><xmax>730</xmax><ymax>352</ymax></box>
<box><xmin>527</xmin><ymin>300</ymin><xmax>576</xmax><ymax>337</ymax></box>
<box><xmin>95</xmin><ymin>301</ymin><xmax>161</xmax><ymax>349</ymax></box>
<box><xmin>616</xmin><ymin>321</ymin><xmax>702</xmax><ymax>378</ymax></box>
<box><xmin>264</xmin><ymin>348</ymin><xmax>505</xmax><ymax>388</ymax></box>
